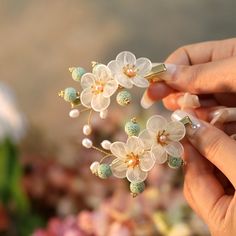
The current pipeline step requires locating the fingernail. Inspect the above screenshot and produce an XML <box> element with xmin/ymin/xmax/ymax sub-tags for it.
<box><xmin>171</xmin><ymin>110</ymin><xmax>204</xmax><ymax>136</ymax></box>
<box><xmin>160</xmin><ymin>63</ymin><xmax>177</xmax><ymax>81</ymax></box>
<box><xmin>141</xmin><ymin>90</ymin><xmax>154</xmax><ymax>109</ymax></box>
<box><xmin>209</xmin><ymin>107</ymin><xmax>236</xmax><ymax>124</ymax></box>
<box><xmin>177</xmin><ymin>93</ymin><xmax>200</xmax><ymax>109</ymax></box>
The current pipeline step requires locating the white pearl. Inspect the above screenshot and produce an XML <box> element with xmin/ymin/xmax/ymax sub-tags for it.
<box><xmin>69</xmin><ymin>109</ymin><xmax>80</xmax><ymax>118</ymax></box>
<box><xmin>101</xmin><ymin>140</ymin><xmax>111</xmax><ymax>150</ymax></box>
<box><xmin>83</xmin><ymin>124</ymin><xmax>92</xmax><ymax>136</ymax></box>
<box><xmin>159</xmin><ymin>135</ymin><xmax>166</xmax><ymax>142</ymax></box>
<box><xmin>90</xmin><ymin>161</ymin><xmax>100</xmax><ymax>174</ymax></box>
<box><xmin>99</xmin><ymin>109</ymin><xmax>108</xmax><ymax>119</ymax></box>
<box><xmin>82</xmin><ymin>138</ymin><xmax>93</xmax><ymax>148</ymax></box>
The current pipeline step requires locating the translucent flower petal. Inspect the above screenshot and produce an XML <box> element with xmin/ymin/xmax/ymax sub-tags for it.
<box><xmin>81</xmin><ymin>73</ymin><xmax>95</xmax><ymax>89</ymax></box>
<box><xmin>93</xmin><ymin>64</ymin><xmax>112</xmax><ymax>82</ymax></box>
<box><xmin>110</xmin><ymin>142</ymin><xmax>127</xmax><ymax>159</ymax></box>
<box><xmin>164</xmin><ymin>141</ymin><xmax>184</xmax><ymax>157</ymax></box>
<box><xmin>139</xmin><ymin>129</ymin><xmax>154</xmax><ymax>149</ymax></box>
<box><xmin>103</xmin><ymin>79</ymin><xmax>118</xmax><ymax>98</ymax></box>
<box><xmin>140</xmin><ymin>151</ymin><xmax>155</xmax><ymax>171</ymax></box>
<box><xmin>126</xmin><ymin>167</ymin><xmax>148</xmax><ymax>183</ymax></box>
<box><xmin>136</xmin><ymin>57</ymin><xmax>152</xmax><ymax>76</ymax></box>
<box><xmin>110</xmin><ymin>158</ymin><xmax>127</xmax><ymax>178</ymax></box>
<box><xmin>116</xmin><ymin>51</ymin><xmax>136</xmax><ymax>67</ymax></box>
<box><xmin>126</xmin><ymin>136</ymin><xmax>144</xmax><ymax>155</ymax></box>
<box><xmin>80</xmin><ymin>88</ymin><xmax>93</xmax><ymax>108</ymax></box>
<box><xmin>151</xmin><ymin>145</ymin><xmax>167</xmax><ymax>164</ymax></box>
<box><xmin>91</xmin><ymin>94</ymin><xmax>110</xmax><ymax>112</ymax></box>
<box><xmin>132</xmin><ymin>76</ymin><xmax>149</xmax><ymax>88</ymax></box>
<box><xmin>107</xmin><ymin>60</ymin><xmax>121</xmax><ymax>75</ymax></box>
<box><xmin>165</xmin><ymin>121</ymin><xmax>186</xmax><ymax>141</ymax></box>
<box><xmin>147</xmin><ymin>115</ymin><xmax>167</xmax><ymax>133</ymax></box>
<box><xmin>115</xmin><ymin>74</ymin><xmax>133</xmax><ymax>89</ymax></box>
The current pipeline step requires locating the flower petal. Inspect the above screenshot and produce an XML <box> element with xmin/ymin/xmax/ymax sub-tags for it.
<box><xmin>110</xmin><ymin>158</ymin><xmax>127</xmax><ymax>178</ymax></box>
<box><xmin>91</xmin><ymin>94</ymin><xmax>110</xmax><ymax>112</ymax></box>
<box><xmin>110</xmin><ymin>141</ymin><xmax>127</xmax><ymax>159</ymax></box>
<box><xmin>115</xmin><ymin>74</ymin><xmax>133</xmax><ymax>89</ymax></box>
<box><xmin>151</xmin><ymin>145</ymin><xmax>167</xmax><ymax>164</ymax></box>
<box><xmin>139</xmin><ymin>129</ymin><xmax>154</xmax><ymax>150</ymax></box>
<box><xmin>136</xmin><ymin>57</ymin><xmax>152</xmax><ymax>76</ymax></box>
<box><xmin>126</xmin><ymin>167</ymin><xmax>148</xmax><ymax>183</ymax></box>
<box><xmin>107</xmin><ymin>60</ymin><xmax>121</xmax><ymax>75</ymax></box>
<box><xmin>132</xmin><ymin>76</ymin><xmax>149</xmax><ymax>88</ymax></box>
<box><xmin>116</xmin><ymin>51</ymin><xmax>136</xmax><ymax>67</ymax></box>
<box><xmin>165</xmin><ymin>121</ymin><xmax>186</xmax><ymax>141</ymax></box>
<box><xmin>140</xmin><ymin>151</ymin><xmax>155</xmax><ymax>171</ymax></box>
<box><xmin>103</xmin><ymin>79</ymin><xmax>118</xmax><ymax>98</ymax></box>
<box><xmin>147</xmin><ymin>115</ymin><xmax>167</xmax><ymax>133</ymax></box>
<box><xmin>81</xmin><ymin>73</ymin><xmax>95</xmax><ymax>89</ymax></box>
<box><xmin>164</xmin><ymin>141</ymin><xmax>184</xmax><ymax>157</ymax></box>
<box><xmin>126</xmin><ymin>136</ymin><xmax>144</xmax><ymax>155</ymax></box>
<box><xmin>93</xmin><ymin>64</ymin><xmax>112</xmax><ymax>82</ymax></box>
<box><xmin>80</xmin><ymin>88</ymin><xmax>93</xmax><ymax>108</ymax></box>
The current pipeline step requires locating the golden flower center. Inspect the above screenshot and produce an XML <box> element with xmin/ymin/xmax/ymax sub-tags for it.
<box><xmin>156</xmin><ymin>130</ymin><xmax>169</xmax><ymax>146</ymax></box>
<box><xmin>92</xmin><ymin>81</ymin><xmax>104</xmax><ymax>95</ymax></box>
<box><xmin>125</xmin><ymin>152</ymin><xmax>140</xmax><ymax>168</ymax></box>
<box><xmin>123</xmin><ymin>64</ymin><xmax>137</xmax><ymax>78</ymax></box>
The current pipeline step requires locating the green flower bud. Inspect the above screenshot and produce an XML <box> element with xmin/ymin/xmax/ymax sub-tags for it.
<box><xmin>130</xmin><ymin>182</ymin><xmax>145</xmax><ymax>195</ymax></box>
<box><xmin>116</xmin><ymin>90</ymin><xmax>132</xmax><ymax>106</ymax></box>
<box><xmin>125</xmin><ymin>118</ymin><xmax>140</xmax><ymax>136</ymax></box>
<box><xmin>63</xmin><ymin>87</ymin><xmax>77</xmax><ymax>102</ymax></box>
<box><xmin>168</xmin><ymin>156</ymin><xmax>183</xmax><ymax>169</ymax></box>
<box><xmin>70</xmin><ymin>67</ymin><xmax>86</xmax><ymax>82</ymax></box>
<box><xmin>97</xmin><ymin>164</ymin><xmax>112</xmax><ymax>179</ymax></box>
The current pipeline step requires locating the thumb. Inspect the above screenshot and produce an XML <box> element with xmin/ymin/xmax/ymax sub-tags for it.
<box><xmin>162</xmin><ymin>57</ymin><xmax>236</xmax><ymax>94</ymax></box>
<box><xmin>171</xmin><ymin>110</ymin><xmax>236</xmax><ymax>187</ymax></box>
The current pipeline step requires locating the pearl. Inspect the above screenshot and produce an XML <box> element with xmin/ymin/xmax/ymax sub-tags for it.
<box><xmin>159</xmin><ymin>135</ymin><xmax>167</xmax><ymax>143</ymax></box>
<box><xmin>83</xmin><ymin>124</ymin><xmax>92</xmax><ymax>136</ymax></box>
<box><xmin>69</xmin><ymin>109</ymin><xmax>80</xmax><ymax>118</ymax></box>
<box><xmin>99</xmin><ymin>109</ymin><xmax>108</xmax><ymax>119</ymax></box>
<box><xmin>82</xmin><ymin>138</ymin><xmax>93</xmax><ymax>148</ymax></box>
<box><xmin>90</xmin><ymin>161</ymin><xmax>100</xmax><ymax>174</ymax></box>
<box><xmin>101</xmin><ymin>140</ymin><xmax>111</xmax><ymax>150</ymax></box>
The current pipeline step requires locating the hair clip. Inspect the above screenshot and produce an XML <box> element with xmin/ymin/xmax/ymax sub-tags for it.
<box><xmin>58</xmin><ymin>51</ymin><xmax>194</xmax><ymax>197</ymax></box>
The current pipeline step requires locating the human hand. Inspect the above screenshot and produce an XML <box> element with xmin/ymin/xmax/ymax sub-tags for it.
<box><xmin>141</xmin><ymin>38</ymin><xmax>236</xmax><ymax>111</ymax></box>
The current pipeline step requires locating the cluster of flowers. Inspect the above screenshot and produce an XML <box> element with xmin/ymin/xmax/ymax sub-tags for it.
<box><xmin>59</xmin><ymin>51</ymin><xmax>187</xmax><ymax>196</ymax></box>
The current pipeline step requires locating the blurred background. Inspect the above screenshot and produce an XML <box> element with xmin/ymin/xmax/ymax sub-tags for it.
<box><xmin>0</xmin><ymin>0</ymin><xmax>236</xmax><ymax>235</ymax></box>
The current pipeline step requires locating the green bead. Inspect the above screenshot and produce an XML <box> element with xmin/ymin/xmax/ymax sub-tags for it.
<box><xmin>116</xmin><ymin>90</ymin><xmax>132</xmax><ymax>106</ymax></box>
<box><xmin>168</xmin><ymin>156</ymin><xmax>183</xmax><ymax>169</ymax></box>
<box><xmin>71</xmin><ymin>67</ymin><xmax>86</xmax><ymax>82</ymax></box>
<box><xmin>130</xmin><ymin>182</ymin><xmax>145</xmax><ymax>194</ymax></box>
<box><xmin>97</xmin><ymin>164</ymin><xmax>112</xmax><ymax>179</ymax></box>
<box><xmin>64</xmin><ymin>87</ymin><xmax>77</xmax><ymax>102</ymax></box>
<box><xmin>125</xmin><ymin>119</ymin><xmax>140</xmax><ymax>136</ymax></box>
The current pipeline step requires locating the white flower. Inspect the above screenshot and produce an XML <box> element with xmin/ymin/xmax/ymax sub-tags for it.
<box><xmin>110</xmin><ymin>136</ymin><xmax>155</xmax><ymax>183</ymax></box>
<box><xmin>139</xmin><ymin>115</ymin><xmax>185</xmax><ymax>164</ymax></box>
<box><xmin>107</xmin><ymin>51</ymin><xmax>152</xmax><ymax>89</ymax></box>
<box><xmin>80</xmin><ymin>64</ymin><xmax>118</xmax><ymax>112</ymax></box>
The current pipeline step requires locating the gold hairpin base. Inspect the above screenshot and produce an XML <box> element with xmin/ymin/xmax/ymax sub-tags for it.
<box><xmin>145</xmin><ymin>63</ymin><xmax>167</xmax><ymax>82</ymax></box>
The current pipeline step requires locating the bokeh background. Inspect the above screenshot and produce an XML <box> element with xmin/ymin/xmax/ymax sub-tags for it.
<box><xmin>0</xmin><ymin>0</ymin><xmax>236</xmax><ymax>235</ymax></box>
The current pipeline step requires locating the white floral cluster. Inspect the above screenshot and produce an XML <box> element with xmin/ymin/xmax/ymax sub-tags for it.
<box><xmin>80</xmin><ymin>51</ymin><xmax>152</xmax><ymax>113</ymax></box>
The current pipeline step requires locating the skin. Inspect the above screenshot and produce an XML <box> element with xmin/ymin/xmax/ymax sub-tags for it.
<box><xmin>146</xmin><ymin>38</ymin><xmax>236</xmax><ymax>235</ymax></box>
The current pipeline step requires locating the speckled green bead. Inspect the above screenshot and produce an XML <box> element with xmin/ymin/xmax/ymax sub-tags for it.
<box><xmin>168</xmin><ymin>156</ymin><xmax>183</xmax><ymax>169</ymax></box>
<box><xmin>63</xmin><ymin>87</ymin><xmax>77</xmax><ymax>102</ymax></box>
<box><xmin>116</xmin><ymin>90</ymin><xmax>132</xmax><ymax>106</ymax></box>
<box><xmin>125</xmin><ymin>119</ymin><xmax>140</xmax><ymax>136</ymax></box>
<box><xmin>71</xmin><ymin>67</ymin><xmax>86</xmax><ymax>82</ymax></box>
<box><xmin>130</xmin><ymin>182</ymin><xmax>145</xmax><ymax>194</ymax></box>
<box><xmin>97</xmin><ymin>164</ymin><xmax>112</xmax><ymax>179</ymax></box>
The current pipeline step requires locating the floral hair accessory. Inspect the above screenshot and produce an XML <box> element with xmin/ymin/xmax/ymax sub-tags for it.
<box><xmin>58</xmin><ymin>51</ymin><xmax>195</xmax><ymax>197</ymax></box>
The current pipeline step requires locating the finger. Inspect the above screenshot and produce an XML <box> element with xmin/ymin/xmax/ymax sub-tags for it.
<box><xmin>183</xmin><ymin>142</ymin><xmax>231</xmax><ymax>225</ymax></box>
<box><xmin>166</xmin><ymin>38</ymin><xmax>236</xmax><ymax>65</ymax></box>
<box><xmin>171</xmin><ymin>110</ymin><xmax>236</xmax><ymax>186</ymax></box>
